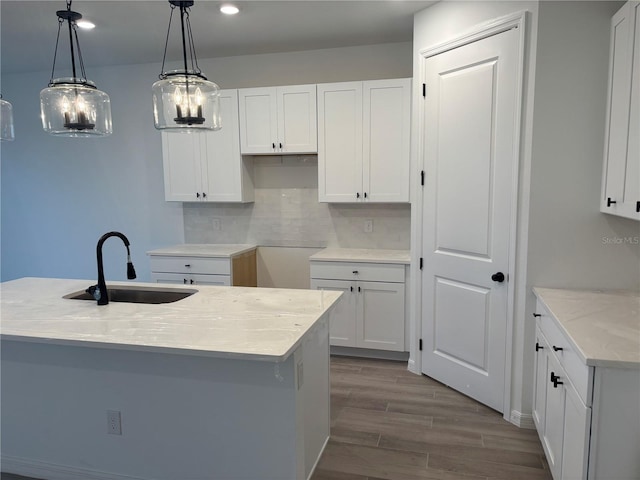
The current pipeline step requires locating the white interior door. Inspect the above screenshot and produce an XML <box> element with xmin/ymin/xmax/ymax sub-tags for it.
<box><xmin>420</xmin><ymin>27</ymin><xmax>520</xmax><ymax>412</ymax></box>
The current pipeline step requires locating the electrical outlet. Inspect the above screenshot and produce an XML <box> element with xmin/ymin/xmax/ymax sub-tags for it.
<box><xmin>107</xmin><ymin>410</ymin><xmax>122</xmax><ymax>435</ymax></box>
<box><xmin>364</xmin><ymin>219</ymin><xmax>373</xmax><ymax>233</ymax></box>
<box><xmin>212</xmin><ymin>218</ymin><xmax>222</xmax><ymax>231</ymax></box>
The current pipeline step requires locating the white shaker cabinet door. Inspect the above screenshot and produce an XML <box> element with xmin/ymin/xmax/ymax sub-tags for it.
<box><xmin>317</xmin><ymin>82</ymin><xmax>363</xmax><ymax>203</ymax></box>
<box><xmin>363</xmin><ymin>78</ymin><xmax>411</xmax><ymax>202</ymax></box>
<box><xmin>162</xmin><ymin>132</ymin><xmax>203</xmax><ymax>202</ymax></box>
<box><xmin>357</xmin><ymin>281</ymin><xmax>405</xmax><ymax>351</ymax></box>
<box><xmin>278</xmin><ymin>84</ymin><xmax>317</xmax><ymax>154</ymax></box>
<box><xmin>310</xmin><ymin>279</ymin><xmax>356</xmax><ymax>347</ymax></box>
<box><xmin>202</xmin><ymin>90</ymin><xmax>254</xmax><ymax>202</ymax></box>
<box><xmin>239</xmin><ymin>87</ymin><xmax>278</xmax><ymax>154</ymax></box>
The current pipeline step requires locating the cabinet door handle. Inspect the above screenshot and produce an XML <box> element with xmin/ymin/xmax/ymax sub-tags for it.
<box><xmin>184</xmin><ymin>264</ymin><xmax>191</xmax><ymax>268</ymax></box>
<box><xmin>196</xmin><ymin>192</ymin><xmax>200</xmax><ymax>198</ymax></box>
<box><xmin>607</xmin><ymin>197</ymin><xmax>617</xmax><ymax>207</ymax></box>
<box><xmin>535</xmin><ymin>342</ymin><xmax>544</xmax><ymax>352</ymax></box>
<box><xmin>358</xmin><ymin>286</ymin><xmax>361</xmax><ymax>293</ymax></box>
<box><xmin>364</xmin><ymin>192</ymin><xmax>368</xmax><ymax>198</ymax></box>
<box><xmin>550</xmin><ymin>372</ymin><xmax>563</xmax><ymax>388</ymax></box>
<box><xmin>202</xmin><ymin>192</ymin><xmax>207</xmax><ymax>199</ymax></box>
<box><xmin>552</xmin><ymin>345</ymin><xmax>563</xmax><ymax>352</ymax></box>
<box><xmin>190</xmin><ymin>279</ymin><xmax>195</xmax><ymax>285</ymax></box>
<box><xmin>183</xmin><ymin>278</ymin><xmax>187</xmax><ymax>284</ymax></box>
<box><xmin>350</xmin><ymin>286</ymin><xmax>353</xmax><ymax>292</ymax></box>
<box><xmin>356</xmin><ymin>192</ymin><xmax>360</xmax><ymax>199</ymax></box>
<box><xmin>279</xmin><ymin>142</ymin><xmax>283</xmax><ymax>149</ymax></box>
<box><xmin>352</xmin><ymin>270</ymin><xmax>359</xmax><ymax>274</ymax></box>
<box><xmin>533</xmin><ymin>313</ymin><xmax>541</xmax><ymax>318</ymax></box>
<box><xmin>636</xmin><ymin>201</ymin><xmax>640</xmax><ymax>213</ymax></box>
<box><xmin>272</xmin><ymin>142</ymin><xmax>276</xmax><ymax>149</ymax></box>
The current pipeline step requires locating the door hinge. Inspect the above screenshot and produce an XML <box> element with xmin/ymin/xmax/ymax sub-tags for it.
<box><xmin>421</xmin><ymin>170</ymin><xmax>425</xmax><ymax>186</ymax></box>
<box><xmin>422</xmin><ymin>83</ymin><xmax>426</xmax><ymax>97</ymax></box>
<box><xmin>419</xmin><ymin>338</ymin><xmax>423</xmax><ymax>351</ymax></box>
<box><xmin>419</xmin><ymin>257</ymin><xmax>423</xmax><ymax>270</ymax></box>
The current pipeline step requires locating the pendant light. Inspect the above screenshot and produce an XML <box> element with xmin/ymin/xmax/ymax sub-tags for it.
<box><xmin>0</xmin><ymin>95</ymin><xmax>15</xmax><ymax>141</ymax></box>
<box><xmin>40</xmin><ymin>0</ymin><xmax>112</xmax><ymax>137</ymax></box>
<box><xmin>152</xmin><ymin>1</ymin><xmax>221</xmax><ymax>132</ymax></box>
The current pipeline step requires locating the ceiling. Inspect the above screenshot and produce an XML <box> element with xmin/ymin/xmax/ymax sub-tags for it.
<box><xmin>1</xmin><ymin>1</ymin><xmax>436</xmax><ymax>75</ymax></box>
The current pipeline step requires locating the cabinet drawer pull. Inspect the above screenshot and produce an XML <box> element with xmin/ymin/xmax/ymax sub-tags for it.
<box><xmin>184</xmin><ymin>264</ymin><xmax>191</xmax><ymax>268</ymax></box>
<box><xmin>352</xmin><ymin>270</ymin><xmax>359</xmax><ymax>274</ymax></box>
<box><xmin>350</xmin><ymin>286</ymin><xmax>353</xmax><ymax>292</ymax></box>
<box><xmin>552</xmin><ymin>346</ymin><xmax>563</xmax><ymax>352</ymax></box>
<box><xmin>550</xmin><ymin>372</ymin><xmax>564</xmax><ymax>388</ymax></box>
<box><xmin>533</xmin><ymin>313</ymin><xmax>542</xmax><ymax>318</ymax></box>
<box><xmin>637</xmin><ymin>201</ymin><xmax>640</xmax><ymax>213</ymax></box>
<box><xmin>356</xmin><ymin>192</ymin><xmax>360</xmax><ymax>199</ymax></box>
<box><xmin>190</xmin><ymin>279</ymin><xmax>195</xmax><ymax>285</ymax></box>
<box><xmin>358</xmin><ymin>286</ymin><xmax>361</xmax><ymax>293</ymax></box>
<box><xmin>535</xmin><ymin>342</ymin><xmax>544</xmax><ymax>352</ymax></box>
<box><xmin>607</xmin><ymin>197</ymin><xmax>617</xmax><ymax>207</ymax></box>
<box><xmin>183</xmin><ymin>278</ymin><xmax>187</xmax><ymax>284</ymax></box>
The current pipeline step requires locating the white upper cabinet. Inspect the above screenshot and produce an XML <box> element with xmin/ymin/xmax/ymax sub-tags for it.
<box><xmin>601</xmin><ymin>1</ymin><xmax>640</xmax><ymax>220</ymax></box>
<box><xmin>162</xmin><ymin>89</ymin><xmax>254</xmax><ymax>203</ymax></box>
<box><xmin>318</xmin><ymin>78</ymin><xmax>411</xmax><ymax>203</ymax></box>
<box><xmin>238</xmin><ymin>84</ymin><xmax>317</xmax><ymax>154</ymax></box>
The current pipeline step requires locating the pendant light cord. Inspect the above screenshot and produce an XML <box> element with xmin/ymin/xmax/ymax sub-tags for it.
<box><xmin>48</xmin><ymin>0</ymin><xmax>89</xmax><ymax>86</ymax></box>
<box><xmin>158</xmin><ymin>2</ymin><xmax>204</xmax><ymax>78</ymax></box>
<box><xmin>49</xmin><ymin>18</ymin><xmax>64</xmax><ymax>85</ymax></box>
<box><xmin>159</xmin><ymin>5</ymin><xmax>175</xmax><ymax>78</ymax></box>
<box><xmin>185</xmin><ymin>9</ymin><xmax>202</xmax><ymax>75</ymax></box>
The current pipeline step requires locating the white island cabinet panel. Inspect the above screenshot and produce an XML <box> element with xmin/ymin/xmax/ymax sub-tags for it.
<box><xmin>0</xmin><ymin>278</ymin><xmax>341</xmax><ymax>480</ymax></box>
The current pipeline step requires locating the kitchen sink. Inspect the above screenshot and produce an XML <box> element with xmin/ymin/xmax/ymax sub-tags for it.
<box><xmin>64</xmin><ymin>286</ymin><xmax>198</xmax><ymax>304</ymax></box>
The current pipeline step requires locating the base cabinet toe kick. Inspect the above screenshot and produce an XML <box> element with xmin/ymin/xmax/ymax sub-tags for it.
<box><xmin>532</xmin><ymin>288</ymin><xmax>640</xmax><ymax>480</ymax></box>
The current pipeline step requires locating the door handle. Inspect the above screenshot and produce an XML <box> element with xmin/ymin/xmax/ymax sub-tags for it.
<box><xmin>607</xmin><ymin>197</ymin><xmax>617</xmax><ymax>207</ymax></box>
<box><xmin>535</xmin><ymin>342</ymin><xmax>544</xmax><ymax>352</ymax></box>
<box><xmin>550</xmin><ymin>372</ymin><xmax>563</xmax><ymax>388</ymax></box>
<box><xmin>491</xmin><ymin>272</ymin><xmax>505</xmax><ymax>282</ymax></box>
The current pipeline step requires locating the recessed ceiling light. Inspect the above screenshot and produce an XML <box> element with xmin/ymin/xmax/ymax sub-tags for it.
<box><xmin>76</xmin><ymin>19</ymin><xmax>95</xmax><ymax>30</ymax></box>
<box><xmin>220</xmin><ymin>4</ymin><xmax>239</xmax><ymax>15</ymax></box>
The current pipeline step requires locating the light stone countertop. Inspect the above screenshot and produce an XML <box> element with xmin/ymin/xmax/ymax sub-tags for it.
<box><xmin>0</xmin><ymin>277</ymin><xmax>341</xmax><ymax>362</ymax></box>
<box><xmin>309</xmin><ymin>248</ymin><xmax>411</xmax><ymax>265</ymax></box>
<box><xmin>533</xmin><ymin>287</ymin><xmax>640</xmax><ymax>368</ymax></box>
<box><xmin>146</xmin><ymin>244</ymin><xmax>257</xmax><ymax>258</ymax></box>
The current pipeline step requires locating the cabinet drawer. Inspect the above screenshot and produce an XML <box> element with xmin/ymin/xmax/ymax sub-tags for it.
<box><xmin>150</xmin><ymin>256</ymin><xmax>231</xmax><ymax>275</ymax></box>
<box><xmin>536</xmin><ymin>300</ymin><xmax>593</xmax><ymax>406</ymax></box>
<box><xmin>310</xmin><ymin>261</ymin><xmax>405</xmax><ymax>283</ymax></box>
<box><xmin>151</xmin><ymin>272</ymin><xmax>231</xmax><ymax>286</ymax></box>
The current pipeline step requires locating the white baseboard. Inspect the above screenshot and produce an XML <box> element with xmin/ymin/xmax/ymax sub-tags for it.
<box><xmin>510</xmin><ymin>410</ymin><xmax>536</xmax><ymax>429</ymax></box>
<box><xmin>407</xmin><ymin>358</ymin><xmax>420</xmax><ymax>375</ymax></box>
<box><xmin>1</xmin><ymin>455</ymin><xmax>145</xmax><ymax>480</ymax></box>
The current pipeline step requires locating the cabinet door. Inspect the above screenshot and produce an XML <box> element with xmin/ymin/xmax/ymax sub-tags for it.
<box><xmin>161</xmin><ymin>132</ymin><xmax>203</xmax><ymax>202</ymax></box>
<box><xmin>561</xmin><ymin>381</ymin><xmax>591</xmax><ymax>480</ymax></box>
<box><xmin>542</xmin><ymin>354</ymin><xmax>565</xmax><ymax>480</ymax></box>
<box><xmin>357</xmin><ymin>281</ymin><xmax>405</xmax><ymax>351</ymax></box>
<box><xmin>363</xmin><ymin>78</ymin><xmax>411</xmax><ymax>203</ymax></box>
<box><xmin>318</xmin><ymin>82</ymin><xmax>363</xmax><ymax>203</ymax></box>
<box><xmin>238</xmin><ymin>87</ymin><xmax>278</xmax><ymax>154</ymax></box>
<box><xmin>201</xmin><ymin>90</ymin><xmax>254</xmax><ymax>202</ymax></box>
<box><xmin>532</xmin><ymin>327</ymin><xmax>549</xmax><ymax>433</ymax></box>
<box><xmin>310</xmin><ymin>279</ymin><xmax>356</xmax><ymax>347</ymax></box>
<box><xmin>602</xmin><ymin>2</ymin><xmax>640</xmax><ymax>220</ymax></box>
<box><xmin>277</xmin><ymin>84</ymin><xmax>317</xmax><ymax>154</ymax></box>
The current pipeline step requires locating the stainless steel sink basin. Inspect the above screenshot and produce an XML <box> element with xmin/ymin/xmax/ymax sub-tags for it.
<box><xmin>64</xmin><ymin>286</ymin><xmax>198</xmax><ymax>304</ymax></box>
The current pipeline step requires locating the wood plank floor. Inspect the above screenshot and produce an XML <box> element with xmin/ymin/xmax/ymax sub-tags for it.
<box><xmin>311</xmin><ymin>355</ymin><xmax>551</xmax><ymax>480</ymax></box>
<box><xmin>1</xmin><ymin>356</ymin><xmax>551</xmax><ymax>480</ymax></box>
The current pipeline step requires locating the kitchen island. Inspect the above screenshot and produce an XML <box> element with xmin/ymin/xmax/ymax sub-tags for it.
<box><xmin>1</xmin><ymin>277</ymin><xmax>342</xmax><ymax>480</ymax></box>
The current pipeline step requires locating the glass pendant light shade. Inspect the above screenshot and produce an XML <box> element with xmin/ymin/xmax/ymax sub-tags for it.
<box><xmin>154</xmin><ymin>1</ymin><xmax>221</xmax><ymax>132</ymax></box>
<box><xmin>42</xmin><ymin>2</ymin><xmax>112</xmax><ymax>137</ymax></box>
<box><xmin>152</xmin><ymin>71</ymin><xmax>221</xmax><ymax>131</ymax></box>
<box><xmin>41</xmin><ymin>78</ymin><xmax>112</xmax><ymax>137</ymax></box>
<box><xmin>0</xmin><ymin>97</ymin><xmax>15</xmax><ymax>141</ymax></box>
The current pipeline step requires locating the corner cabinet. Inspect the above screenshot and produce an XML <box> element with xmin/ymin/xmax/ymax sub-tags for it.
<box><xmin>238</xmin><ymin>84</ymin><xmax>317</xmax><ymax>154</ymax></box>
<box><xmin>601</xmin><ymin>1</ymin><xmax>640</xmax><ymax>220</ymax></box>
<box><xmin>309</xmin><ymin>260</ymin><xmax>406</xmax><ymax>351</ymax></box>
<box><xmin>161</xmin><ymin>89</ymin><xmax>254</xmax><ymax>203</ymax></box>
<box><xmin>317</xmin><ymin>78</ymin><xmax>411</xmax><ymax>203</ymax></box>
<box><xmin>532</xmin><ymin>291</ymin><xmax>640</xmax><ymax>480</ymax></box>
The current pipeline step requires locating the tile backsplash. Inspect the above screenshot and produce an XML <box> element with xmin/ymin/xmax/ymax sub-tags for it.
<box><xmin>183</xmin><ymin>156</ymin><xmax>411</xmax><ymax>249</ymax></box>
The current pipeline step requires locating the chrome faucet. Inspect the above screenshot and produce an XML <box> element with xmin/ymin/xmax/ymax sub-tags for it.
<box><xmin>86</xmin><ymin>231</ymin><xmax>137</xmax><ymax>305</ymax></box>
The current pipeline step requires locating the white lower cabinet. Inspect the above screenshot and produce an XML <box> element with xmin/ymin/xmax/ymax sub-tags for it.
<box><xmin>310</xmin><ymin>261</ymin><xmax>405</xmax><ymax>351</ymax></box>
<box><xmin>532</xmin><ymin>297</ymin><xmax>639</xmax><ymax>480</ymax></box>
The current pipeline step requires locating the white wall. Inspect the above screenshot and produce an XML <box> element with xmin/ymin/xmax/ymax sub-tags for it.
<box><xmin>0</xmin><ymin>42</ymin><xmax>412</xmax><ymax>283</ymax></box>
<box><xmin>412</xmin><ymin>0</ymin><xmax>639</xmax><ymax>424</ymax></box>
